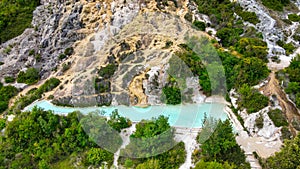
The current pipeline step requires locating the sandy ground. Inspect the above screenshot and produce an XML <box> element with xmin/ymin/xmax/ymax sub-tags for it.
<box><xmin>260</xmin><ymin>72</ymin><xmax>300</xmax><ymax>136</ymax></box>
<box><xmin>175</xmin><ymin>127</ymin><xmax>201</xmax><ymax>169</ymax></box>
<box><xmin>113</xmin><ymin>123</ymin><xmax>137</xmax><ymax>168</ymax></box>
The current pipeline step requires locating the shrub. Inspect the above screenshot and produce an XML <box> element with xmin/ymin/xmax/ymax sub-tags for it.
<box><xmin>236</xmin><ymin>9</ymin><xmax>260</xmax><ymax>25</ymax></box>
<box><xmin>35</xmin><ymin>54</ymin><xmax>41</xmax><ymax>62</ymax></box>
<box><xmin>9</xmin><ymin>78</ymin><xmax>60</xmax><ymax>114</ymax></box>
<box><xmin>162</xmin><ymin>86</ymin><xmax>181</xmax><ymax>105</ymax></box>
<box><xmin>216</xmin><ymin>27</ymin><xmax>244</xmax><ymax>47</ymax></box>
<box><xmin>288</xmin><ymin>14</ymin><xmax>300</xmax><ymax>22</ymax></box>
<box><xmin>28</xmin><ymin>49</ymin><xmax>35</xmax><ymax>56</ymax></box>
<box><xmin>62</xmin><ymin>62</ymin><xmax>71</xmax><ymax>72</ymax></box>
<box><xmin>17</xmin><ymin>68</ymin><xmax>39</xmax><ymax>85</ymax></box>
<box><xmin>192</xmin><ymin>20</ymin><xmax>206</xmax><ymax>31</ymax></box>
<box><xmin>255</xmin><ymin>114</ymin><xmax>264</xmax><ymax>129</ymax></box>
<box><xmin>0</xmin><ymin>0</ymin><xmax>40</xmax><ymax>43</ymax></box>
<box><xmin>261</xmin><ymin>0</ymin><xmax>290</xmax><ymax>11</ymax></box>
<box><xmin>0</xmin><ymin>118</ymin><xmax>5</xmax><ymax>130</ymax></box>
<box><xmin>238</xmin><ymin>84</ymin><xmax>269</xmax><ymax>113</ymax></box>
<box><xmin>283</xmin><ymin>42</ymin><xmax>296</xmax><ymax>55</ymax></box>
<box><xmin>98</xmin><ymin>64</ymin><xmax>117</xmax><ymax>79</ymax></box>
<box><xmin>64</xmin><ymin>47</ymin><xmax>74</xmax><ymax>56</ymax></box>
<box><xmin>0</xmin><ymin>85</ymin><xmax>18</xmax><ymax>114</ymax></box>
<box><xmin>58</xmin><ymin>54</ymin><xmax>67</xmax><ymax>60</ymax></box>
<box><xmin>268</xmin><ymin>109</ymin><xmax>288</xmax><ymax>127</ymax></box>
<box><xmin>4</xmin><ymin>76</ymin><xmax>15</xmax><ymax>83</ymax></box>
<box><xmin>281</xmin><ymin>126</ymin><xmax>292</xmax><ymax>140</ymax></box>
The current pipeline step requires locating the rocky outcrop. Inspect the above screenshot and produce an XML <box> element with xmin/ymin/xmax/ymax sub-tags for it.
<box><xmin>0</xmin><ymin>0</ymin><xmax>85</xmax><ymax>79</ymax></box>
<box><xmin>50</xmin><ymin>1</ymin><xmax>209</xmax><ymax>106</ymax></box>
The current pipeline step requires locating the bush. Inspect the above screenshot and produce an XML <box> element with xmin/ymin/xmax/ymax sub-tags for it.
<box><xmin>162</xmin><ymin>86</ymin><xmax>181</xmax><ymax>105</ymax></box>
<box><xmin>281</xmin><ymin>126</ymin><xmax>292</xmax><ymax>140</ymax></box>
<box><xmin>268</xmin><ymin>109</ymin><xmax>288</xmax><ymax>127</ymax></box>
<box><xmin>283</xmin><ymin>43</ymin><xmax>296</xmax><ymax>55</ymax></box>
<box><xmin>0</xmin><ymin>85</ymin><xmax>18</xmax><ymax>114</ymax></box>
<box><xmin>28</xmin><ymin>49</ymin><xmax>35</xmax><ymax>56</ymax></box>
<box><xmin>64</xmin><ymin>47</ymin><xmax>74</xmax><ymax>56</ymax></box>
<box><xmin>9</xmin><ymin>78</ymin><xmax>60</xmax><ymax>114</ymax></box>
<box><xmin>17</xmin><ymin>68</ymin><xmax>40</xmax><ymax>85</ymax></box>
<box><xmin>235</xmin><ymin>7</ymin><xmax>260</xmax><ymax>25</ymax></box>
<box><xmin>58</xmin><ymin>54</ymin><xmax>67</xmax><ymax>60</ymax></box>
<box><xmin>62</xmin><ymin>62</ymin><xmax>71</xmax><ymax>72</ymax></box>
<box><xmin>107</xmin><ymin>110</ymin><xmax>131</xmax><ymax>132</ymax></box>
<box><xmin>0</xmin><ymin>118</ymin><xmax>5</xmax><ymax>130</ymax></box>
<box><xmin>4</xmin><ymin>76</ymin><xmax>15</xmax><ymax>83</ymax></box>
<box><xmin>192</xmin><ymin>20</ymin><xmax>206</xmax><ymax>31</ymax></box>
<box><xmin>35</xmin><ymin>54</ymin><xmax>41</xmax><ymax>62</ymax></box>
<box><xmin>255</xmin><ymin>114</ymin><xmax>264</xmax><ymax>129</ymax></box>
<box><xmin>216</xmin><ymin>27</ymin><xmax>244</xmax><ymax>47</ymax></box>
<box><xmin>288</xmin><ymin>14</ymin><xmax>300</xmax><ymax>22</ymax></box>
<box><xmin>85</xmin><ymin>148</ymin><xmax>113</xmax><ymax>166</ymax></box>
<box><xmin>261</xmin><ymin>0</ymin><xmax>290</xmax><ymax>11</ymax></box>
<box><xmin>235</xmin><ymin>38</ymin><xmax>268</xmax><ymax>62</ymax></box>
<box><xmin>238</xmin><ymin>84</ymin><xmax>269</xmax><ymax>113</ymax></box>
<box><xmin>98</xmin><ymin>64</ymin><xmax>117</xmax><ymax>79</ymax></box>
<box><xmin>0</xmin><ymin>0</ymin><xmax>40</xmax><ymax>43</ymax></box>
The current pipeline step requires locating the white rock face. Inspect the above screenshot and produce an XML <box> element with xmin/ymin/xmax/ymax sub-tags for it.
<box><xmin>186</xmin><ymin>77</ymin><xmax>205</xmax><ymax>103</ymax></box>
<box><xmin>237</xmin><ymin>0</ymin><xmax>285</xmax><ymax>56</ymax></box>
<box><xmin>244</xmin><ymin>107</ymin><xmax>281</xmax><ymax>139</ymax></box>
<box><xmin>92</xmin><ymin>1</ymin><xmax>140</xmax><ymax>53</ymax></box>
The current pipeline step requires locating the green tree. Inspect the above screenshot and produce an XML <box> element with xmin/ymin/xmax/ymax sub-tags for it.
<box><xmin>265</xmin><ymin>134</ymin><xmax>300</xmax><ymax>169</ymax></box>
<box><xmin>17</xmin><ymin>67</ymin><xmax>40</xmax><ymax>85</ymax></box>
<box><xmin>136</xmin><ymin>159</ymin><xmax>161</xmax><ymax>169</ymax></box>
<box><xmin>238</xmin><ymin>84</ymin><xmax>269</xmax><ymax>113</ymax></box>
<box><xmin>195</xmin><ymin>160</ymin><xmax>236</xmax><ymax>169</ymax></box>
<box><xmin>107</xmin><ymin>109</ymin><xmax>132</xmax><ymax>132</ymax></box>
<box><xmin>85</xmin><ymin>148</ymin><xmax>113</xmax><ymax>166</ymax></box>
<box><xmin>199</xmin><ymin>119</ymin><xmax>250</xmax><ymax>168</ymax></box>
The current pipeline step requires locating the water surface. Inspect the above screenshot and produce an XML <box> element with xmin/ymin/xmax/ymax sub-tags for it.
<box><xmin>24</xmin><ymin>100</ymin><xmax>227</xmax><ymax>128</ymax></box>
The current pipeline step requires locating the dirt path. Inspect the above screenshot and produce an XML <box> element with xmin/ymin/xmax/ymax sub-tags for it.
<box><xmin>260</xmin><ymin>71</ymin><xmax>300</xmax><ymax>136</ymax></box>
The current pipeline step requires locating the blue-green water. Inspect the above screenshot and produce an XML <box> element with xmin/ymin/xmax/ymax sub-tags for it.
<box><xmin>24</xmin><ymin>100</ymin><xmax>227</xmax><ymax>128</ymax></box>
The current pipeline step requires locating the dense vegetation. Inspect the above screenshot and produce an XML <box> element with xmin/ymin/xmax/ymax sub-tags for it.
<box><xmin>277</xmin><ymin>41</ymin><xmax>296</xmax><ymax>55</ymax></box>
<box><xmin>9</xmin><ymin>78</ymin><xmax>60</xmax><ymax>114</ymax></box>
<box><xmin>17</xmin><ymin>67</ymin><xmax>40</xmax><ymax>85</ymax></box>
<box><xmin>288</xmin><ymin>14</ymin><xmax>300</xmax><ymax>22</ymax></box>
<box><xmin>174</xmin><ymin>37</ymin><xmax>269</xmax><ymax>97</ymax></box>
<box><xmin>0</xmin><ymin>85</ymin><xmax>18</xmax><ymax>114</ymax></box>
<box><xmin>176</xmin><ymin>37</ymin><xmax>227</xmax><ymax>95</ymax></box>
<box><xmin>196</xmin><ymin>119</ymin><xmax>250</xmax><ymax>169</ymax></box>
<box><xmin>264</xmin><ymin>133</ymin><xmax>300</xmax><ymax>168</ymax></box>
<box><xmin>281</xmin><ymin>55</ymin><xmax>300</xmax><ymax>108</ymax></box>
<box><xmin>219</xmin><ymin>51</ymin><xmax>269</xmax><ymax>90</ymax></box>
<box><xmin>0</xmin><ymin>0</ymin><xmax>40</xmax><ymax>43</ymax></box>
<box><xmin>268</xmin><ymin>109</ymin><xmax>288</xmax><ymax>127</ymax></box>
<box><xmin>192</xmin><ymin>0</ymin><xmax>268</xmax><ymax>62</ymax></box>
<box><xmin>0</xmin><ymin>107</ymin><xmax>117</xmax><ymax>168</ymax></box>
<box><xmin>4</xmin><ymin>76</ymin><xmax>15</xmax><ymax>83</ymax></box>
<box><xmin>237</xmin><ymin>84</ymin><xmax>269</xmax><ymax>113</ymax></box>
<box><xmin>261</xmin><ymin>0</ymin><xmax>290</xmax><ymax>11</ymax></box>
<box><xmin>195</xmin><ymin>160</ymin><xmax>235</xmax><ymax>169</ymax></box>
<box><xmin>98</xmin><ymin>64</ymin><xmax>117</xmax><ymax>79</ymax></box>
<box><xmin>107</xmin><ymin>109</ymin><xmax>132</xmax><ymax>132</ymax></box>
<box><xmin>119</xmin><ymin>116</ymin><xmax>186</xmax><ymax>168</ymax></box>
<box><xmin>162</xmin><ymin>86</ymin><xmax>181</xmax><ymax>105</ymax></box>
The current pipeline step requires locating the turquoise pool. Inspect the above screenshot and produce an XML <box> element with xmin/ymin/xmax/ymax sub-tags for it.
<box><xmin>24</xmin><ymin>100</ymin><xmax>227</xmax><ymax>128</ymax></box>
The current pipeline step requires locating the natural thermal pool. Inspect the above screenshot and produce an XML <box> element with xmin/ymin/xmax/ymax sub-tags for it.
<box><xmin>24</xmin><ymin>100</ymin><xmax>227</xmax><ymax>128</ymax></box>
